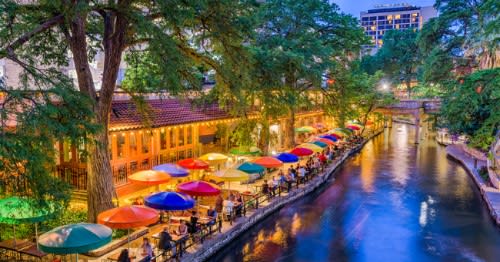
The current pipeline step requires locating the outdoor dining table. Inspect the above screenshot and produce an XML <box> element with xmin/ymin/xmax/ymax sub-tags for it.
<box><xmin>0</xmin><ymin>239</ymin><xmax>31</xmax><ymax>260</ymax></box>
<box><xmin>106</xmin><ymin>248</ymin><xmax>142</xmax><ymax>261</ymax></box>
<box><xmin>151</xmin><ymin>232</ymin><xmax>188</xmax><ymax>258</ymax></box>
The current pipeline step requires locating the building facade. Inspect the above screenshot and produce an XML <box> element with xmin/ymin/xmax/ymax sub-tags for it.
<box><xmin>360</xmin><ymin>3</ymin><xmax>437</xmax><ymax>54</ymax></box>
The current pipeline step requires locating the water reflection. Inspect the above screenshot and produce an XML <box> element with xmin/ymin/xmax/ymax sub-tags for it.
<box><xmin>212</xmin><ymin>124</ymin><xmax>500</xmax><ymax>262</ymax></box>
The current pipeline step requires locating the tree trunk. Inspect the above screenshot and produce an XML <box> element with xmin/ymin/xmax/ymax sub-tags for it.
<box><xmin>406</xmin><ymin>79</ymin><xmax>412</xmax><ymax>99</ymax></box>
<box><xmin>86</xmin><ymin>126</ymin><xmax>115</xmax><ymax>222</ymax></box>
<box><xmin>66</xmin><ymin>9</ymin><xmax>128</xmax><ymax>222</ymax></box>
<box><xmin>284</xmin><ymin>108</ymin><xmax>296</xmax><ymax>149</ymax></box>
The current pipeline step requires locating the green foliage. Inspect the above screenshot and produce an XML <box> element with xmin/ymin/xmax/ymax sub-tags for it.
<box><xmin>438</xmin><ymin>68</ymin><xmax>500</xmax><ymax>150</ymax></box>
<box><xmin>322</xmin><ymin>60</ymin><xmax>394</xmax><ymax>128</ymax></box>
<box><xmin>375</xmin><ymin>29</ymin><xmax>420</xmax><ymax>97</ymax></box>
<box><xmin>230</xmin><ymin>119</ymin><xmax>258</xmax><ymax>149</ymax></box>
<box><xmin>0</xmin><ymin>205</ymin><xmax>87</xmax><ymax>241</ymax></box>
<box><xmin>0</xmin><ymin>80</ymin><xmax>99</xmax><ymax>207</ymax></box>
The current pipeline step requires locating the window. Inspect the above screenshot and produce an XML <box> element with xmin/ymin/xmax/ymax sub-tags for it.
<box><xmin>178</xmin><ymin>150</ymin><xmax>185</xmax><ymax>160</ymax></box>
<box><xmin>178</xmin><ymin>127</ymin><xmax>185</xmax><ymax>146</ymax></box>
<box><xmin>412</xmin><ymin>13</ymin><xmax>418</xmax><ymax>17</ymax></box>
<box><xmin>362</xmin><ymin>17</ymin><xmax>368</xmax><ymax>21</ymax></box>
<box><xmin>378</xmin><ymin>16</ymin><xmax>386</xmax><ymax>20</ymax></box>
<box><xmin>369</xmin><ymin>16</ymin><xmax>376</xmax><ymax>21</ymax></box>
<box><xmin>141</xmin><ymin>132</ymin><xmax>150</xmax><ymax>154</ymax></box>
<box><xmin>395</xmin><ymin>14</ymin><xmax>401</xmax><ymax>19</ymax></box>
<box><xmin>387</xmin><ymin>15</ymin><xmax>393</xmax><ymax>20</ymax></box>
<box><xmin>187</xmin><ymin>126</ymin><xmax>192</xmax><ymax>144</ymax></box>
<box><xmin>395</xmin><ymin>24</ymin><xmax>400</xmax><ymax>29</ymax></box>
<box><xmin>117</xmin><ymin>134</ymin><xmax>125</xmax><ymax>158</ymax></box>
<box><xmin>129</xmin><ymin>132</ymin><xmax>137</xmax><ymax>156</ymax></box>
<box><xmin>160</xmin><ymin>129</ymin><xmax>167</xmax><ymax>150</ymax></box>
<box><xmin>187</xmin><ymin>149</ymin><xmax>193</xmax><ymax>158</ymax></box>
<box><xmin>169</xmin><ymin>128</ymin><xmax>176</xmax><ymax>148</ymax></box>
<box><xmin>402</xmin><ymin>14</ymin><xmax>410</xmax><ymax>18</ymax></box>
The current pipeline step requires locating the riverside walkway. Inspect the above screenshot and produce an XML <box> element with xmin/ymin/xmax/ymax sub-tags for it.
<box><xmin>447</xmin><ymin>144</ymin><xmax>500</xmax><ymax>226</ymax></box>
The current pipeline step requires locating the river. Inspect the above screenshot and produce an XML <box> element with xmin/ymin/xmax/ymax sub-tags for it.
<box><xmin>210</xmin><ymin>123</ymin><xmax>500</xmax><ymax>262</ymax></box>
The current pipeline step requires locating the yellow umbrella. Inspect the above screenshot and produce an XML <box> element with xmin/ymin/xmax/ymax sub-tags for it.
<box><xmin>217</xmin><ymin>169</ymin><xmax>250</xmax><ymax>182</ymax></box>
<box><xmin>199</xmin><ymin>153</ymin><xmax>228</xmax><ymax>166</ymax></box>
<box><xmin>298</xmin><ymin>143</ymin><xmax>323</xmax><ymax>153</ymax></box>
<box><xmin>210</xmin><ymin>169</ymin><xmax>250</xmax><ymax>189</ymax></box>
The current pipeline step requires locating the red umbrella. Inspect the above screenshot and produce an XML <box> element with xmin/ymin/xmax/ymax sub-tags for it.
<box><xmin>97</xmin><ymin>205</ymin><xmax>159</xmax><ymax>229</ymax></box>
<box><xmin>346</xmin><ymin>125</ymin><xmax>360</xmax><ymax>130</ymax></box>
<box><xmin>128</xmin><ymin>170</ymin><xmax>171</xmax><ymax>186</ymax></box>
<box><xmin>176</xmin><ymin>180</ymin><xmax>221</xmax><ymax>196</ymax></box>
<box><xmin>290</xmin><ymin>147</ymin><xmax>314</xmax><ymax>157</ymax></box>
<box><xmin>177</xmin><ymin>158</ymin><xmax>209</xmax><ymax>170</ymax></box>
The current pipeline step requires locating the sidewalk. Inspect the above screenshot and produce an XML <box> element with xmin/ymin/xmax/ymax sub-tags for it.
<box><xmin>446</xmin><ymin>145</ymin><xmax>500</xmax><ymax>226</ymax></box>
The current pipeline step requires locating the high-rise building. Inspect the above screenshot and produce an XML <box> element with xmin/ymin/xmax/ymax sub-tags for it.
<box><xmin>360</xmin><ymin>3</ymin><xmax>437</xmax><ymax>53</ymax></box>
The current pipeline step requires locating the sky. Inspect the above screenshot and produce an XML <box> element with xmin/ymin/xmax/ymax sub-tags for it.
<box><xmin>333</xmin><ymin>0</ymin><xmax>436</xmax><ymax>17</ymax></box>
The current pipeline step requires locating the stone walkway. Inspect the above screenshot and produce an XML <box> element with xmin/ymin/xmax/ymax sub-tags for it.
<box><xmin>446</xmin><ymin>145</ymin><xmax>500</xmax><ymax>226</ymax></box>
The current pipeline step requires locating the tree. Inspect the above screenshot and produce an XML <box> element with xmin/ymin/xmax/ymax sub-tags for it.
<box><xmin>438</xmin><ymin>68</ymin><xmax>500</xmax><ymax>150</ymax></box>
<box><xmin>251</xmin><ymin>0</ymin><xmax>366</xmax><ymax>148</ymax></box>
<box><xmin>376</xmin><ymin>29</ymin><xmax>420</xmax><ymax>98</ymax></box>
<box><xmin>322</xmin><ymin>60</ymin><xmax>393</xmax><ymax>130</ymax></box>
<box><xmin>0</xmin><ymin>0</ymin><xmax>255</xmax><ymax>221</ymax></box>
<box><xmin>0</xmin><ymin>83</ymin><xmax>98</xmax><ymax>212</ymax></box>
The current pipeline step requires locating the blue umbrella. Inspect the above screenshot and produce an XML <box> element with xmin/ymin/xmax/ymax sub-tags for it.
<box><xmin>319</xmin><ymin>135</ymin><xmax>338</xmax><ymax>142</ymax></box>
<box><xmin>145</xmin><ymin>191</ymin><xmax>195</xmax><ymax>211</ymax></box>
<box><xmin>275</xmin><ymin>153</ymin><xmax>299</xmax><ymax>163</ymax></box>
<box><xmin>237</xmin><ymin>162</ymin><xmax>265</xmax><ymax>174</ymax></box>
<box><xmin>39</xmin><ymin>223</ymin><xmax>112</xmax><ymax>259</ymax></box>
<box><xmin>152</xmin><ymin>164</ymin><xmax>189</xmax><ymax>177</ymax></box>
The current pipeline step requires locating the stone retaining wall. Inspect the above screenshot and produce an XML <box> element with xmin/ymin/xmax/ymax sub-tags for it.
<box><xmin>446</xmin><ymin>145</ymin><xmax>500</xmax><ymax>226</ymax></box>
<box><xmin>184</xmin><ymin>130</ymin><xmax>383</xmax><ymax>262</ymax></box>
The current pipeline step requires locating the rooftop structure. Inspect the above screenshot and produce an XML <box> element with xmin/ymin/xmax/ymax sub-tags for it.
<box><xmin>360</xmin><ymin>3</ymin><xmax>437</xmax><ymax>54</ymax></box>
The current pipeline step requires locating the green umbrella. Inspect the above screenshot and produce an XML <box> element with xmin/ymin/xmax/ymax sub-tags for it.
<box><xmin>0</xmin><ymin>196</ymin><xmax>57</xmax><ymax>248</ymax></box>
<box><xmin>294</xmin><ymin>127</ymin><xmax>310</xmax><ymax>133</ymax></box>
<box><xmin>229</xmin><ymin>146</ymin><xmax>261</xmax><ymax>156</ymax></box>
<box><xmin>237</xmin><ymin>162</ymin><xmax>265</xmax><ymax>174</ymax></box>
<box><xmin>39</xmin><ymin>223</ymin><xmax>112</xmax><ymax>261</ymax></box>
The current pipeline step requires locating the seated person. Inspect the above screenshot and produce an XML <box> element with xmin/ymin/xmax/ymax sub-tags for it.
<box><xmin>158</xmin><ymin>227</ymin><xmax>173</xmax><ymax>254</ymax></box>
<box><xmin>206</xmin><ymin>206</ymin><xmax>217</xmax><ymax>226</ymax></box>
<box><xmin>140</xmin><ymin>237</ymin><xmax>154</xmax><ymax>262</ymax></box>
<box><xmin>222</xmin><ymin>199</ymin><xmax>234</xmax><ymax>221</ymax></box>
<box><xmin>188</xmin><ymin>210</ymin><xmax>199</xmax><ymax>234</ymax></box>
<box><xmin>175</xmin><ymin>220</ymin><xmax>188</xmax><ymax>236</ymax></box>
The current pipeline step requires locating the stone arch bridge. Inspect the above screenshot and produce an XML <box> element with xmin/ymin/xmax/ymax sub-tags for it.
<box><xmin>375</xmin><ymin>99</ymin><xmax>441</xmax><ymax>143</ymax></box>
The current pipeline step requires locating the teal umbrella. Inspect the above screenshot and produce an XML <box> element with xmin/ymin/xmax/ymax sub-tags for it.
<box><xmin>0</xmin><ymin>197</ymin><xmax>57</xmax><ymax>248</ymax></box>
<box><xmin>39</xmin><ymin>223</ymin><xmax>112</xmax><ymax>260</ymax></box>
<box><xmin>310</xmin><ymin>141</ymin><xmax>328</xmax><ymax>148</ymax></box>
<box><xmin>237</xmin><ymin>162</ymin><xmax>265</xmax><ymax>174</ymax></box>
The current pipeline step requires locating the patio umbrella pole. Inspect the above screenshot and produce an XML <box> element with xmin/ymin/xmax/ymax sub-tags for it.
<box><xmin>128</xmin><ymin>228</ymin><xmax>131</xmax><ymax>249</ymax></box>
<box><xmin>13</xmin><ymin>224</ymin><xmax>16</xmax><ymax>246</ymax></box>
<box><xmin>35</xmin><ymin>223</ymin><xmax>39</xmax><ymax>250</ymax></box>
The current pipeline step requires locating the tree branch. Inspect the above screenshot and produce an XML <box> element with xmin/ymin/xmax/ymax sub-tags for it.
<box><xmin>1</xmin><ymin>14</ymin><xmax>64</xmax><ymax>59</ymax></box>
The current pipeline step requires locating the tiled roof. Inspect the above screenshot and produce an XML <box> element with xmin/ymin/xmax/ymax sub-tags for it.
<box><xmin>109</xmin><ymin>99</ymin><xmax>231</xmax><ymax>131</ymax></box>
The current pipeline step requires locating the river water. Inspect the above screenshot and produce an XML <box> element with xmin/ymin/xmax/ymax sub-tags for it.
<box><xmin>211</xmin><ymin>123</ymin><xmax>500</xmax><ymax>262</ymax></box>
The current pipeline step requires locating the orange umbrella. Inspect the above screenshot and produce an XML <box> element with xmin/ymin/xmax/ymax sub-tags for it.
<box><xmin>317</xmin><ymin>138</ymin><xmax>335</xmax><ymax>145</ymax></box>
<box><xmin>252</xmin><ymin>156</ymin><xmax>283</xmax><ymax>168</ymax></box>
<box><xmin>97</xmin><ymin>205</ymin><xmax>159</xmax><ymax>229</ymax></box>
<box><xmin>128</xmin><ymin>170</ymin><xmax>171</xmax><ymax>186</ymax></box>
<box><xmin>98</xmin><ymin>205</ymin><xmax>158</xmax><ymax>248</ymax></box>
